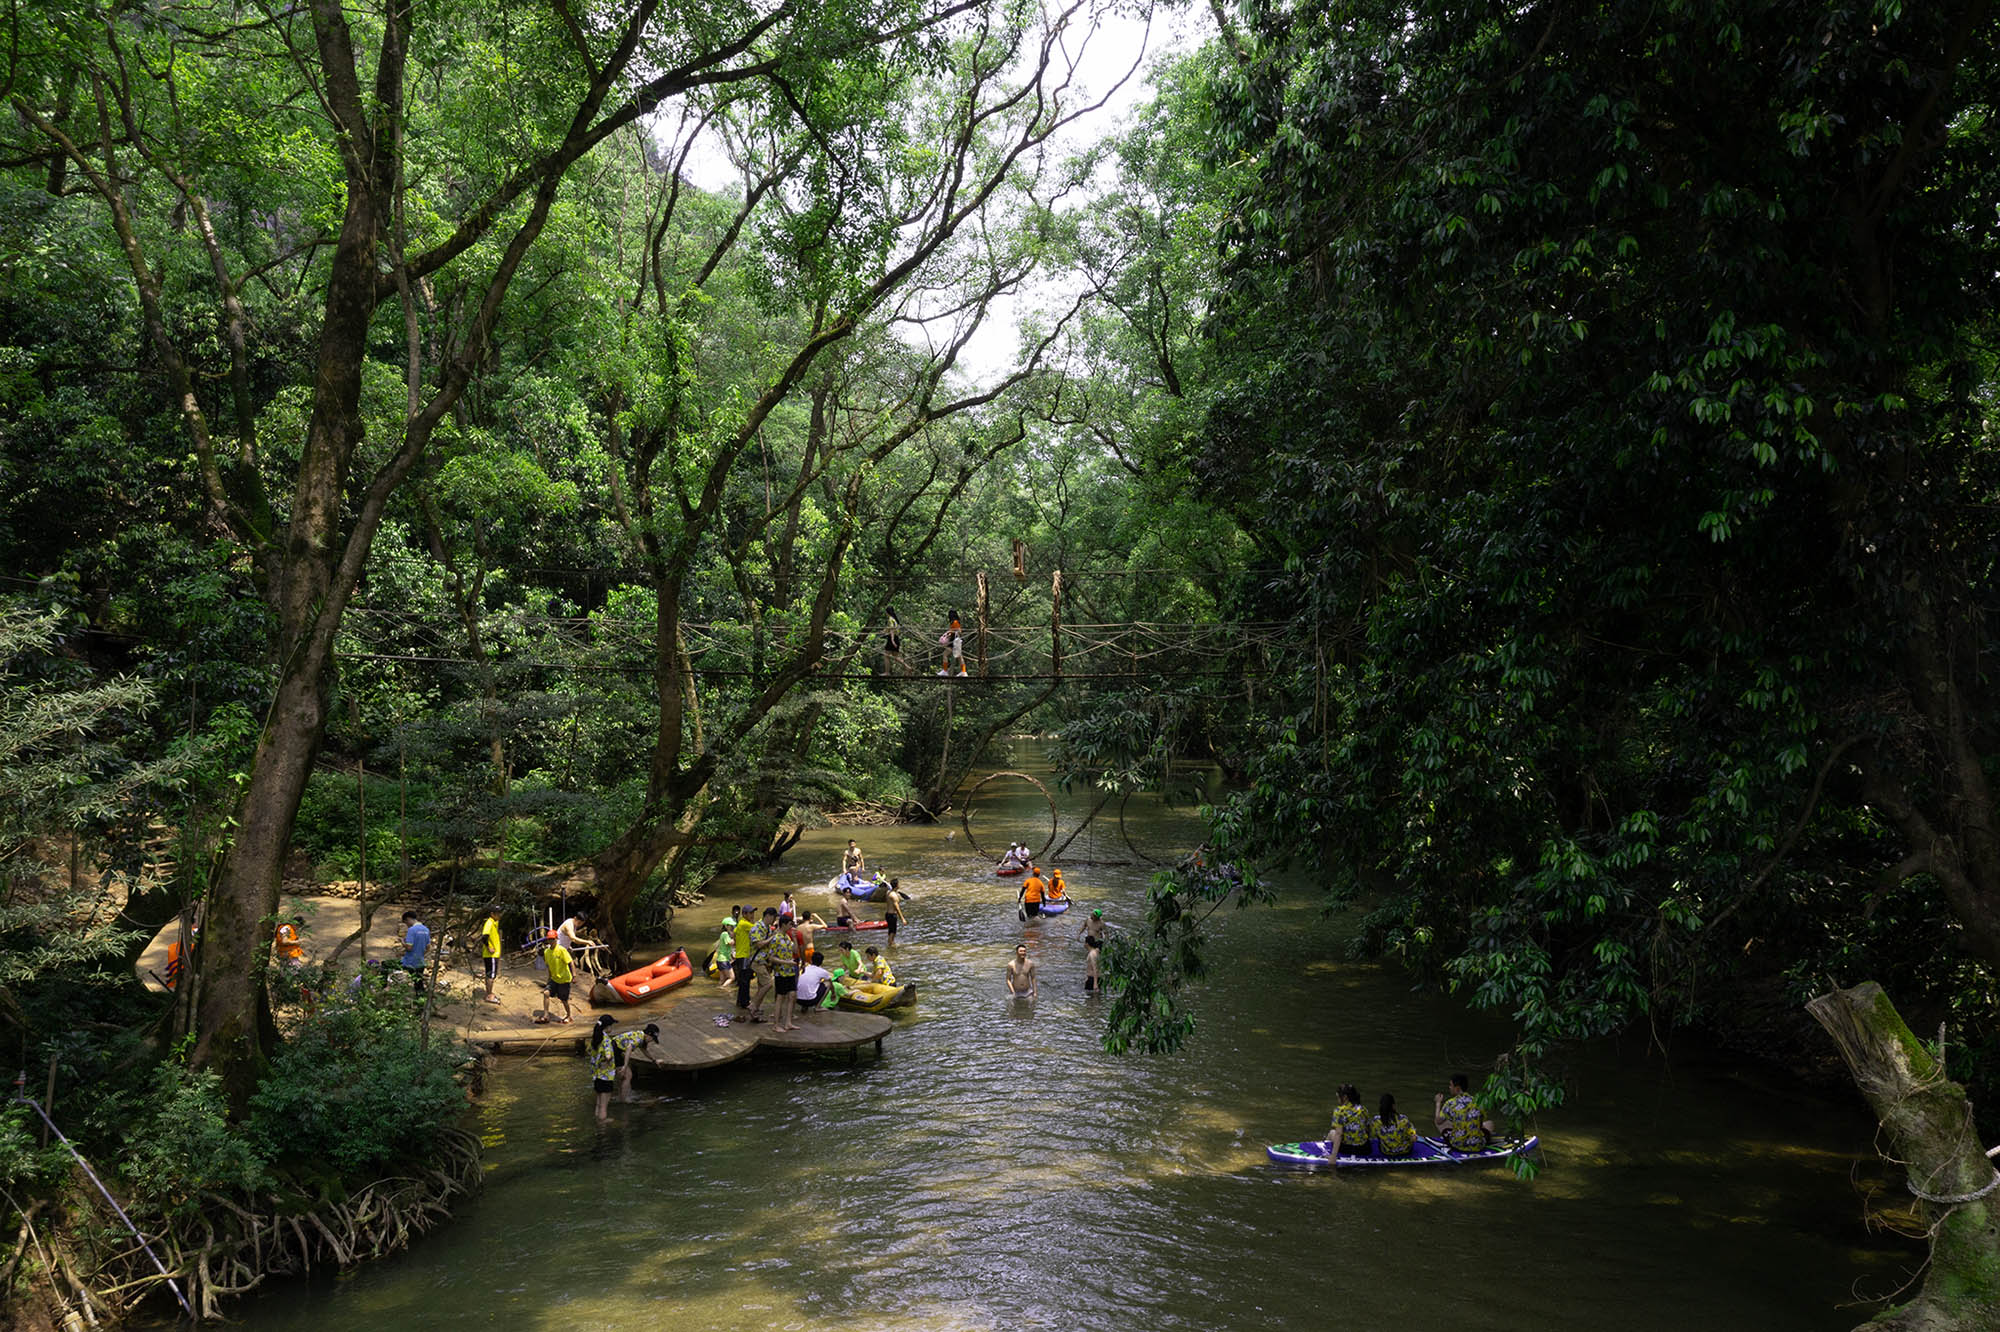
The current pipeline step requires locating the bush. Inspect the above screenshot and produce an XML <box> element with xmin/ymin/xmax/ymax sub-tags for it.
<box><xmin>122</xmin><ymin>1068</ymin><xmax>269</xmax><ymax>1218</ymax></box>
<box><xmin>246</xmin><ymin>983</ymin><xmax>466</xmax><ymax>1179</ymax></box>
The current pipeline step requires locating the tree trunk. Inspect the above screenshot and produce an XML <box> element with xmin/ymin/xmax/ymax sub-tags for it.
<box><xmin>1807</xmin><ymin>982</ymin><xmax>2000</xmax><ymax>1332</ymax></box>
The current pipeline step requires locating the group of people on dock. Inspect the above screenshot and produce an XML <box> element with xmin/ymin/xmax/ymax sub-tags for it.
<box><xmin>1325</xmin><ymin>1074</ymin><xmax>1499</xmax><ymax>1159</ymax></box>
<box><xmin>707</xmin><ymin>900</ymin><xmax>899</xmax><ymax>1033</ymax></box>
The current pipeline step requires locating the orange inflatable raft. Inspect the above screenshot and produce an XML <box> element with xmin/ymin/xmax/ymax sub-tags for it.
<box><xmin>606</xmin><ymin>948</ymin><xmax>694</xmax><ymax>1004</ymax></box>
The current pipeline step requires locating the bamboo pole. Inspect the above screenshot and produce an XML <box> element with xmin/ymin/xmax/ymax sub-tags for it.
<box><xmin>976</xmin><ymin>570</ymin><xmax>989</xmax><ymax>676</ymax></box>
<box><xmin>1051</xmin><ymin>569</ymin><xmax>1063</xmax><ymax>677</ymax></box>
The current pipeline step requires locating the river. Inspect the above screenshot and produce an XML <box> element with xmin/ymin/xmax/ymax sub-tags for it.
<box><xmin>235</xmin><ymin>764</ymin><xmax>1912</xmax><ymax>1330</ymax></box>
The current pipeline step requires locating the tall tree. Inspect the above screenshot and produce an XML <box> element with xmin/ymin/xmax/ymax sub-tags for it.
<box><xmin>1092</xmin><ymin>4</ymin><xmax>2000</xmax><ymax>1325</ymax></box>
<box><xmin>7</xmin><ymin>0</ymin><xmax>987</xmax><ymax>1106</ymax></box>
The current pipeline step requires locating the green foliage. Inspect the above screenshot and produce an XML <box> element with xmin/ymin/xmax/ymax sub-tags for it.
<box><xmin>246</xmin><ymin>985</ymin><xmax>468</xmax><ymax>1181</ymax></box>
<box><xmin>123</xmin><ymin>1068</ymin><xmax>269</xmax><ymax>1219</ymax></box>
<box><xmin>1080</xmin><ymin>0</ymin><xmax>2000</xmax><ymax>1144</ymax></box>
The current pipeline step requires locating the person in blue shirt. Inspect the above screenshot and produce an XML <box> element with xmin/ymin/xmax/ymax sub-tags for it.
<box><xmin>400</xmin><ymin>910</ymin><xmax>430</xmax><ymax>994</ymax></box>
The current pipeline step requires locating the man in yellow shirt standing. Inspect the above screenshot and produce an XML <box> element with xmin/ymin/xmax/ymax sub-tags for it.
<box><xmin>478</xmin><ymin>905</ymin><xmax>504</xmax><ymax>1006</ymax></box>
<box><xmin>539</xmin><ymin>939</ymin><xmax>575</xmax><ymax>1024</ymax></box>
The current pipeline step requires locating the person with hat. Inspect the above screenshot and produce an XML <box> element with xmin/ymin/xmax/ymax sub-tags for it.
<box><xmin>1078</xmin><ymin>909</ymin><xmax>1108</xmax><ymax>991</ymax></box>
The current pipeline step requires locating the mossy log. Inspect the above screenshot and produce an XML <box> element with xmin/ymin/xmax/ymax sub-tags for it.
<box><xmin>1807</xmin><ymin>982</ymin><xmax>2000</xmax><ymax>1332</ymax></box>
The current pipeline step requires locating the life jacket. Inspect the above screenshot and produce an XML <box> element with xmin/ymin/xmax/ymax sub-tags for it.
<box><xmin>164</xmin><ymin>940</ymin><xmax>183</xmax><ymax>990</ymax></box>
<box><xmin>1046</xmin><ymin>874</ymin><xmax>1066</xmax><ymax>901</ymax></box>
<box><xmin>275</xmin><ymin>923</ymin><xmax>303</xmax><ymax>961</ymax></box>
<box><xmin>1022</xmin><ymin>875</ymin><xmax>1044</xmax><ymax>903</ymax></box>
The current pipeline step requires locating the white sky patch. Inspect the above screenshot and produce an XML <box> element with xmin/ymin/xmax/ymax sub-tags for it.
<box><xmin>665</xmin><ymin>2</ymin><xmax>1209</xmax><ymax>386</ymax></box>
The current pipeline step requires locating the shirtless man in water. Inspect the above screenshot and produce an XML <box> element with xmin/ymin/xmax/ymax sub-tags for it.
<box><xmin>1006</xmin><ymin>943</ymin><xmax>1038</xmax><ymax>1000</ymax></box>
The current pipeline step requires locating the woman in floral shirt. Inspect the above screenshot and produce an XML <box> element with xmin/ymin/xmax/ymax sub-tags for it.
<box><xmin>1372</xmin><ymin>1092</ymin><xmax>1417</xmax><ymax>1157</ymax></box>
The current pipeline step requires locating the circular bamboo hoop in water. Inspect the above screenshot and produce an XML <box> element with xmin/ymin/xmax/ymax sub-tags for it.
<box><xmin>961</xmin><ymin>771</ymin><xmax>1059</xmax><ymax>861</ymax></box>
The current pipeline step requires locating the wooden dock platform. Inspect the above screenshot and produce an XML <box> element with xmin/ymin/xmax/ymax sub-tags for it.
<box><xmin>463</xmin><ymin>994</ymin><xmax>761</xmax><ymax>1073</ymax></box>
<box><xmin>756</xmin><ymin>1009</ymin><xmax>893</xmax><ymax>1057</ymax></box>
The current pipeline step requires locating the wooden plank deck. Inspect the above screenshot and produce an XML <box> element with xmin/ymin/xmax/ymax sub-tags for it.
<box><xmin>464</xmin><ymin>993</ymin><xmax>761</xmax><ymax>1072</ymax></box>
<box><xmin>756</xmin><ymin>1009</ymin><xmax>892</xmax><ymax>1055</ymax></box>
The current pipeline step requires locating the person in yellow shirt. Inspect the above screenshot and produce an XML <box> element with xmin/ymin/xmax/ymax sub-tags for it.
<box><xmin>478</xmin><ymin>905</ymin><xmax>504</xmax><ymax>1005</ymax></box>
<box><xmin>539</xmin><ymin>939</ymin><xmax>575</xmax><ymax>1024</ymax></box>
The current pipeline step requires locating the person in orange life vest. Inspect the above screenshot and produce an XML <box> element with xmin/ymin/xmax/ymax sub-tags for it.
<box><xmin>1018</xmin><ymin>866</ymin><xmax>1046</xmax><ymax>918</ymax></box>
<box><xmin>274</xmin><ymin>916</ymin><xmax>306</xmax><ymax>965</ymax></box>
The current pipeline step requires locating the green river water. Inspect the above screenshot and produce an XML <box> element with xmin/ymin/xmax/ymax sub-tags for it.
<box><xmin>235</xmin><ymin>761</ymin><xmax>1912</xmax><ymax>1331</ymax></box>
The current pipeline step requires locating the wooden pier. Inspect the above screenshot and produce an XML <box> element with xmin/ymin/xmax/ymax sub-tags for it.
<box><xmin>756</xmin><ymin>1009</ymin><xmax>893</xmax><ymax>1058</ymax></box>
<box><xmin>462</xmin><ymin>991</ymin><xmax>764</xmax><ymax>1073</ymax></box>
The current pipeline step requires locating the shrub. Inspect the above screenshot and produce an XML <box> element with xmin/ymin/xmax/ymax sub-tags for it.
<box><xmin>246</xmin><ymin>983</ymin><xmax>466</xmax><ymax>1179</ymax></box>
<box><xmin>122</xmin><ymin>1068</ymin><xmax>269</xmax><ymax>1218</ymax></box>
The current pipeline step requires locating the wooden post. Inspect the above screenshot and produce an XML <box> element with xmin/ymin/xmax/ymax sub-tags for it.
<box><xmin>41</xmin><ymin>1055</ymin><xmax>56</xmax><ymax>1146</ymax></box>
<box><xmin>356</xmin><ymin>758</ymin><xmax>367</xmax><ymax>902</ymax></box>
<box><xmin>1051</xmin><ymin>569</ymin><xmax>1063</xmax><ymax>677</ymax></box>
<box><xmin>976</xmin><ymin>571</ymin><xmax>989</xmax><ymax>676</ymax></box>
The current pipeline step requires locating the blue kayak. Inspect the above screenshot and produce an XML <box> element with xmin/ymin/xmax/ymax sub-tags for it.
<box><xmin>1265</xmin><ymin>1134</ymin><xmax>1538</xmax><ymax>1168</ymax></box>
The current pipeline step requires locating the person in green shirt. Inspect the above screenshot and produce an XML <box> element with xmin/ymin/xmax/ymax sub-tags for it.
<box><xmin>712</xmin><ymin>907</ymin><xmax>740</xmax><ymax>984</ymax></box>
<box><xmin>539</xmin><ymin>940</ymin><xmax>575</xmax><ymax>1024</ymax></box>
<box><xmin>479</xmin><ymin>905</ymin><xmax>504</xmax><ymax>1006</ymax></box>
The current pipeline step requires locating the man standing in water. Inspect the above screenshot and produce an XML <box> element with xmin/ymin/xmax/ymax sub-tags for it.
<box><xmin>1078</xmin><ymin>909</ymin><xmax>1107</xmax><ymax>992</ymax></box>
<box><xmin>843</xmin><ymin>839</ymin><xmax>866</xmax><ymax>875</ymax></box>
<box><xmin>1006</xmin><ymin>943</ymin><xmax>1038</xmax><ymax>1000</ymax></box>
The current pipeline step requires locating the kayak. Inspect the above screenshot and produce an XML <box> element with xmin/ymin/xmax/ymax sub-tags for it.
<box><xmin>844</xmin><ymin>880</ymin><xmax>890</xmax><ymax>901</ymax></box>
<box><xmin>835</xmin><ymin>981</ymin><xmax>918</xmax><ymax>1013</ymax></box>
<box><xmin>995</xmin><ymin>865</ymin><xmax>1026</xmax><ymax>877</ymax></box>
<box><xmin>826</xmin><ymin>874</ymin><xmax>886</xmax><ymax>896</ymax></box>
<box><xmin>607</xmin><ymin>948</ymin><xmax>694</xmax><ymax>1004</ymax></box>
<box><xmin>1038</xmin><ymin>898</ymin><xmax>1072</xmax><ymax>915</ymax></box>
<box><xmin>1265</xmin><ymin>1134</ymin><xmax>1538</xmax><ymax>1168</ymax></box>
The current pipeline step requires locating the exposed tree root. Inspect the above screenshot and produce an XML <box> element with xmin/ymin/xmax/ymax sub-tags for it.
<box><xmin>17</xmin><ymin>1128</ymin><xmax>482</xmax><ymax>1323</ymax></box>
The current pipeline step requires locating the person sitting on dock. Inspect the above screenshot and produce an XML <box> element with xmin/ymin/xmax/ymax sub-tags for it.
<box><xmin>796</xmin><ymin>951</ymin><xmax>833</xmax><ymax>1017</ymax></box>
<box><xmin>1435</xmin><ymin>1074</ymin><xmax>1497</xmax><ymax>1151</ymax></box>
<box><xmin>1018</xmin><ymin>868</ymin><xmax>1046</xmax><ymax>919</ymax></box>
<box><xmin>612</xmin><ymin>1023</ymin><xmax>663</xmax><ymax>1107</ymax></box>
<box><xmin>1006</xmin><ymin>943</ymin><xmax>1038</xmax><ymax>1000</ymax></box>
<box><xmin>1373</xmin><ymin>1093</ymin><xmax>1417</xmax><ymax>1158</ymax></box>
<box><xmin>1327</xmin><ymin>1084</ymin><xmax>1372</xmax><ymax>1158</ymax></box>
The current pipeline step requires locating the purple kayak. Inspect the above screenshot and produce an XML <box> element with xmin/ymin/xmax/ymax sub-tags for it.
<box><xmin>1265</xmin><ymin>1134</ymin><xmax>1538</xmax><ymax>1168</ymax></box>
